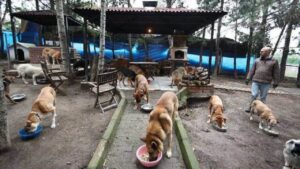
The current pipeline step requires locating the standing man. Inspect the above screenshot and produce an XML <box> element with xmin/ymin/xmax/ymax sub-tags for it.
<box><xmin>245</xmin><ymin>46</ymin><xmax>280</xmax><ymax>112</ymax></box>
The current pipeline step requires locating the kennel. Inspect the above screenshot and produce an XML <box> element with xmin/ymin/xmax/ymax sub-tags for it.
<box><xmin>8</xmin><ymin>42</ymin><xmax>36</xmax><ymax>62</ymax></box>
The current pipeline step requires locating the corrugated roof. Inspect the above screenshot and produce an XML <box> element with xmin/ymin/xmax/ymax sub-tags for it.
<box><xmin>11</xmin><ymin>10</ymin><xmax>82</xmax><ymax>26</ymax></box>
<box><xmin>9</xmin><ymin>42</ymin><xmax>36</xmax><ymax>48</ymax></box>
<box><xmin>81</xmin><ymin>7</ymin><xmax>225</xmax><ymax>13</ymax></box>
<box><xmin>73</xmin><ymin>7</ymin><xmax>227</xmax><ymax>34</ymax></box>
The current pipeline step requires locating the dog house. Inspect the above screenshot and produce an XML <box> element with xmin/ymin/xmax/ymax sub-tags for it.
<box><xmin>8</xmin><ymin>42</ymin><xmax>36</xmax><ymax>62</ymax></box>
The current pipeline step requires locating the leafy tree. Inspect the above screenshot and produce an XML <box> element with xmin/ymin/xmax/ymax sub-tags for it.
<box><xmin>280</xmin><ymin>0</ymin><xmax>299</xmax><ymax>81</ymax></box>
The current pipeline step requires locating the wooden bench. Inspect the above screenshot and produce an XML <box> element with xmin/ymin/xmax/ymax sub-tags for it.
<box><xmin>88</xmin><ymin>69</ymin><xmax>118</xmax><ymax>113</ymax></box>
<box><xmin>40</xmin><ymin>61</ymin><xmax>68</xmax><ymax>93</ymax></box>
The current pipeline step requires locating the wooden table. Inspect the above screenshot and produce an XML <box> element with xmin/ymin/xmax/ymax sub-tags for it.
<box><xmin>129</xmin><ymin>62</ymin><xmax>158</xmax><ymax>80</ymax></box>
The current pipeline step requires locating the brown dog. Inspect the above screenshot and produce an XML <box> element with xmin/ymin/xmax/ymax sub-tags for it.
<box><xmin>133</xmin><ymin>74</ymin><xmax>149</xmax><ymax>109</ymax></box>
<box><xmin>141</xmin><ymin>91</ymin><xmax>178</xmax><ymax>161</ymax></box>
<box><xmin>41</xmin><ymin>47</ymin><xmax>61</xmax><ymax>65</ymax></box>
<box><xmin>24</xmin><ymin>86</ymin><xmax>57</xmax><ymax>132</ymax></box>
<box><xmin>129</xmin><ymin>65</ymin><xmax>144</xmax><ymax>75</ymax></box>
<box><xmin>2</xmin><ymin>73</ymin><xmax>16</xmax><ymax>104</ymax></box>
<box><xmin>250</xmin><ymin>100</ymin><xmax>277</xmax><ymax>130</ymax></box>
<box><xmin>207</xmin><ymin>95</ymin><xmax>226</xmax><ymax>128</ymax></box>
<box><xmin>171</xmin><ymin>67</ymin><xmax>187</xmax><ymax>87</ymax></box>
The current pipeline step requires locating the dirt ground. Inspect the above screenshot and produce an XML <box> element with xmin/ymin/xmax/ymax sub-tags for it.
<box><xmin>0</xmin><ymin>78</ymin><xmax>116</xmax><ymax>169</ymax></box>
<box><xmin>180</xmin><ymin>82</ymin><xmax>300</xmax><ymax>169</ymax></box>
<box><xmin>1</xmin><ymin>72</ymin><xmax>299</xmax><ymax>169</ymax></box>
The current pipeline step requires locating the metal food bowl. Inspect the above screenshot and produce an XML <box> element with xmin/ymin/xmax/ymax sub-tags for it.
<box><xmin>212</xmin><ymin>122</ymin><xmax>227</xmax><ymax>132</ymax></box>
<box><xmin>262</xmin><ymin>128</ymin><xmax>279</xmax><ymax>137</ymax></box>
<box><xmin>141</xmin><ymin>103</ymin><xmax>154</xmax><ymax>113</ymax></box>
<box><xmin>11</xmin><ymin>93</ymin><xmax>26</xmax><ymax>102</ymax></box>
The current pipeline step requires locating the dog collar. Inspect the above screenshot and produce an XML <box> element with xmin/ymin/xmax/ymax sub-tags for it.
<box><xmin>34</xmin><ymin>113</ymin><xmax>41</xmax><ymax>121</ymax></box>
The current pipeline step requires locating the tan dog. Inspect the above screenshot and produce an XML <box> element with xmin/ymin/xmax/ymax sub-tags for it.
<box><xmin>141</xmin><ymin>91</ymin><xmax>178</xmax><ymax>161</ymax></box>
<box><xmin>24</xmin><ymin>86</ymin><xmax>57</xmax><ymax>132</ymax></box>
<box><xmin>250</xmin><ymin>100</ymin><xmax>277</xmax><ymax>130</ymax></box>
<box><xmin>185</xmin><ymin>66</ymin><xmax>198</xmax><ymax>75</ymax></box>
<box><xmin>133</xmin><ymin>74</ymin><xmax>149</xmax><ymax>109</ymax></box>
<box><xmin>42</xmin><ymin>47</ymin><xmax>61</xmax><ymax>65</ymax></box>
<box><xmin>207</xmin><ymin>95</ymin><xmax>226</xmax><ymax>128</ymax></box>
<box><xmin>171</xmin><ymin>67</ymin><xmax>187</xmax><ymax>87</ymax></box>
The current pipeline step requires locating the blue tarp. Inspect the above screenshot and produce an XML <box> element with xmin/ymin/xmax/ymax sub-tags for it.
<box><xmin>2</xmin><ymin>31</ymin><xmax>255</xmax><ymax>74</ymax></box>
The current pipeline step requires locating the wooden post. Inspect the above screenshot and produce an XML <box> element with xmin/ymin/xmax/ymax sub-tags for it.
<box><xmin>112</xmin><ymin>33</ymin><xmax>115</xmax><ymax>59</ymax></box>
<box><xmin>199</xmin><ymin>27</ymin><xmax>206</xmax><ymax>67</ymax></box>
<box><xmin>64</xmin><ymin>16</ymin><xmax>71</xmax><ymax>70</ymax></box>
<box><xmin>83</xmin><ymin>18</ymin><xmax>88</xmax><ymax>81</ymax></box>
<box><xmin>7</xmin><ymin>0</ymin><xmax>17</xmax><ymax>67</ymax></box>
<box><xmin>208</xmin><ymin>22</ymin><xmax>214</xmax><ymax>78</ymax></box>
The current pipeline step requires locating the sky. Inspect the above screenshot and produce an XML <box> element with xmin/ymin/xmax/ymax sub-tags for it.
<box><xmin>4</xmin><ymin>0</ymin><xmax>300</xmax><ymax>48</ymax></box>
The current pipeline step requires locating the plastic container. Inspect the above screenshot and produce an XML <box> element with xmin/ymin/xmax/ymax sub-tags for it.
<box><xmin>136</xmin><ymin>144</ymin><xmax>162</xmax><ymax>167</ymax></box>
<box><xmin>19</xmin><ymin>125</ymin><xmax>43</xmax><ymax>140</ymax></box>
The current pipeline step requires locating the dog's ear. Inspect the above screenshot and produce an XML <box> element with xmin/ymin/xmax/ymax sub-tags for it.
<box><xmin>140</xmin><ymin>137</ymin><xmax>146</xmax><ymax>143</ymax></box>
<box><xmin>151</xmin><ymin>141</ymin><xmax>158</xmax><ymax>150</ymax></box>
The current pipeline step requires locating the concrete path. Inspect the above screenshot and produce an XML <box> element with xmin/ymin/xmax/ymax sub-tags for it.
<box><xmin>103</xmin><ymin>90</ymin><xmax>185</xmax><ymax>169</ymax></box>
<box><xmin>117</xmin><ymin>76</ymin><xmax>178</xmax><ymax>91</ymax></box>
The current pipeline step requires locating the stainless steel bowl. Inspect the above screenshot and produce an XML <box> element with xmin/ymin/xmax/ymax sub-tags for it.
<box><xmin>141</xmin><ymin>103</ymin><xmax>153</xmax><ymax>113</ymax></box>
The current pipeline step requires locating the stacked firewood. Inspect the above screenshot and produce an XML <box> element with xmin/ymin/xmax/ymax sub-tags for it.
<box><xmin>181</xmin><ymin>66</ymin><xmax>210</xmax><ymax>86</ymax></box>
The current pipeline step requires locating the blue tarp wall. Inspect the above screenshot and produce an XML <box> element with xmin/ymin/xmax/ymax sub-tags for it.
<box><xmin>1</xmin><ymin>31</ymin><xmax>255</xmax><ymax>74</ymax></box>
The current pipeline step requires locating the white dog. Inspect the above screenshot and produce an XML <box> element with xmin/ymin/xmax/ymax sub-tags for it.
<box><xmin>14</xmin><ymin>64</ymin><xmax>45</xmax><ymax>85</ymax></box>
<box><xmin>283</xmin><ymin>139</ymin><xmax>300</xmax><ymax>169</ymax></box>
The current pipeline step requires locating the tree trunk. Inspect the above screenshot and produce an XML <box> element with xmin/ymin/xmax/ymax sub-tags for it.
<box><xmin>297</xmin><ymin>64</ymin><xmax>300</xmax><ymax>88</ymax></box>
<box><xmin>91</xmin><ymin>35</ymin><xmax>98</xmax><ymax>80</ymax></box>
<box><xmin>246</xmin><ymin>26</ymin><xmax>254</xmax><ymax>74</ymax></box>
<box><xmin>280</xmin><ymin>22</ymin><xmax>293</xmax><ymax>81</ymax></box>
<box><xmin>55</xmin><ymin>0</ymin><xmax>70</xmax><ymax>76</ymax></box>
<box><xmin>256</xmin><ymin>2</ymin><xmax>269</xmax><ymax>57</ymax></box>
<box><xmin>233</xmin><ymin>12</ymin><xmax>238</xmax><ymax>79</ymax></box>
<box><xmin>279</xmin><ymin>0</ymin><xmax>299</xmax><ymax>80</ymax></box>
<box><xmin>272</xmin><ymin>23</ymin><xmax>287</xmax><ymax>56</ymax></box>
<box><xmin>127</xmin><ymin>0</ymin><xmax>133</xmax><ymax>61</ymax></box>
<box><xmin>213</xmin><ymin>0</ymin><xmax>224</xmax><ymax>76</ymax></box>
<box><xmin>199</xmin><ymin>27</ymin><xmax>206</xmax><ymax>66</ymax></box>
<box><xmin>97</xmin><ymin>0</ymin><xmax>106</xmax><ymax>73</ymax></box>
<box><xmin>208</xmin><ymin>23</ymin><xmax>214</xmax><ymax>78</ymax></box>
<box><xmin>0</xmin><ymin>0</ymin><xmax>5</xmax><ymax>57</ymax></box>
<box><xmin>35</xmin><ymin>0</ymin><xmax>39</xmax><ymax>10</ymax></box>
<box><xmin>8</xmin><ymin>0</ymin><xmax>17</xmax><ymax>68</ymax></box>
<box><xmin>0</xmin><ymin>74</ymin><xmax>11</xmax><ymax>151</ymax></box>
<box><xmin>50</xmin><ymin>0</ymin><xmax>55</xmax><ymax>10</ymax></box>
<box><xmin>0</xmin><ymin>23</ymin><xmax>4</xmax><ymax>57</ymax></box>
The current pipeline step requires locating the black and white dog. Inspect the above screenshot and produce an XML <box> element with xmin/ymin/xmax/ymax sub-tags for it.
<box><xmin>283</xmin><ymin>139</ymin><xmax>300</xmax><ymax>169</ymax></box>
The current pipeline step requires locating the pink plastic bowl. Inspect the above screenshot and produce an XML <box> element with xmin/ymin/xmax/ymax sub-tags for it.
<box><xmin>136</xmin><ymin>144</ymin><xmax>163</xmax><ymax>167</ymax></box>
